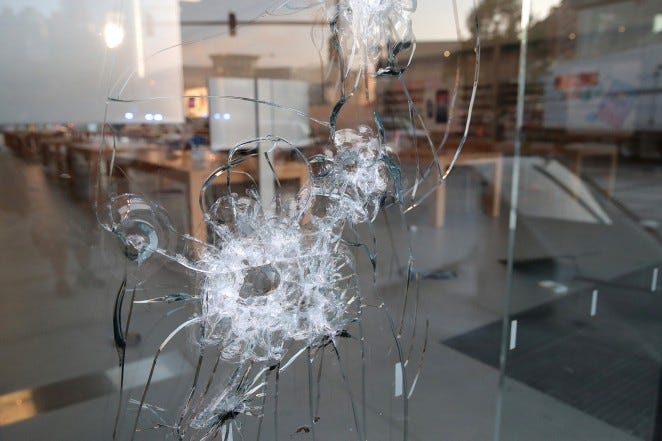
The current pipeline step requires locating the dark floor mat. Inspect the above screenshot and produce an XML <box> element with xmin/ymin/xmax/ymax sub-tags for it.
<box><xmin>443</xmin><ymin>273</ymin><xmax>662</xmax><ymax>440</ymax></box>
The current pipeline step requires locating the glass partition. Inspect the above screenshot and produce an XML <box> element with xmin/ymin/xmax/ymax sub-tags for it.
<box><xmin>490</xmin><ymin>0</ymin><xmax>662</xmax><ymax>439</ymax></box>
<box><xmin>0</xmin><ymin>0</ymin><xmax>659</xmax><ymax>440</ymax></box>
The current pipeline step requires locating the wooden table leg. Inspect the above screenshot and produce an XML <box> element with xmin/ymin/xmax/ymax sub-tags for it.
<box><xmin>40</xmin><ymin>142</ymin><xmax>49</xmax><ymax>168</ymax></box>
<box><xmin>433</xmin><ymin>182</ymin><xmax>446</xmax><ymax>228</ymax></box>
<box><xmin>56</xmin><ymin>143</ymin><xmax>71</xmax><ymax>177</ymax></box>
<box><xmin>607</xmin><ymin>152</ymin><xmax>618</xmax><ymax>197</ymax></box>
<box><xmin>571</xmin><ymin>151</ymin><xmax>583</xmax><ymax>198</ymax></box>
<box><xmin>188</xmin><ymin>170</ymin><xmax>207</xmax><ymax>243</ymax></box>
<box><xmin>55</xmin><ymin>143</ymin><xmax>66</xmax><ymax>177</ymax></box>
<box><xmin>19</xmin><ymin>135</ymin><xmax>30</xmax><ymax>159</ymax></box>
<box><xmin>295</xmin><ymin>163</ymin><xmax>312</xmax><ymax>225</ymax></box>
<box><xmin>65</xmin><ymin>145</ymin><xmax>75</xmax><ymax>191</ymax></box>
<box><xmin>298</xmin><ymin>164</ymin><xmax>309</xmax><ymax>189</ymax></box>
<box><xmin>490</xmin><ymin>157</ymin><xmax>503</xmax><ymax>217</ymax></box>
<box><xmin>89</xmin><ymin>151</ymin><xmax>102</xmax><ymax>205</ymax></box>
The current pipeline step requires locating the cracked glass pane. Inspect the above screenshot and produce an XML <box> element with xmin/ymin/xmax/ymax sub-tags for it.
<box><xmin>97</xmin><ymin>1</ymin><xmax>482</xmax><ymax>439</ymax></box>
<box><xmin>2</xmin><ymin>0</ymin><xmax>659</xmax><ymax>440</ymax></box>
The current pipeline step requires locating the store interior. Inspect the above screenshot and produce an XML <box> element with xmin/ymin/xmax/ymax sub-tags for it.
<box><xmin>0</xmin><ymin>0</ymin><xmax>661</xmax><ymax>440</ymax></box>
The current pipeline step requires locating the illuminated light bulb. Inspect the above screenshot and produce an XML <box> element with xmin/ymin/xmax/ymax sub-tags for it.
<box><xmin>655</xmin><ymin>14</ymin><xmax>662</xmax><ymax>33</ymax></box>
<box><xmin>104</xmin><ymin>22</ymin><xmax>125</xmax><ymax>49</ymax></box>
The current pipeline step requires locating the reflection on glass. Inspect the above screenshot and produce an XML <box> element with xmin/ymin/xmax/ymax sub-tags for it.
<box><xmin>0</xmin><ymin>0</ymin><xmax>660</xmax><ymax>440</ymax></box>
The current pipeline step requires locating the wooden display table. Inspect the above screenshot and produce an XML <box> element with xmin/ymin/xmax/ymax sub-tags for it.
<box><xmin>115</xmin><ymin>149</ymin><xmax>309</xmax><ymax>242</ymax></box>
<box><xmin>397</xmin><ymin>148</ymin><xmax>503</xmax><ymax>227</ymax></box>
<box><xmin>561</xmin><ymin>142</ymin><xmax>618</xmax><ymax>196</ymax></box>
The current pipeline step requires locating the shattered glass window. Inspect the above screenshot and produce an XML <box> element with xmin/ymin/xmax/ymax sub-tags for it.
<box><xmin>97</xmin><ymin>2</ymin><xmax>483</xmax><ymax>439</ymax></box>
<box><xmin>1</xmin><ymin>0</ymin><xmax>660</xmax><ymax>440</ymax></box>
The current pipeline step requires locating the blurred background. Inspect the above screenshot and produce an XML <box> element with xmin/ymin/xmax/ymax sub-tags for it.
<box><xmin>0</xmin><ymin>0</ymin><xmax>661</xmax><ymax>440</ymax></box>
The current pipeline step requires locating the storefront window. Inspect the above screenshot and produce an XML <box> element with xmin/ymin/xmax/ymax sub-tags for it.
<box><xmin>0</xmin><ymin>1</ymin><xmax>659</xmax><ymax>440</ymax></box>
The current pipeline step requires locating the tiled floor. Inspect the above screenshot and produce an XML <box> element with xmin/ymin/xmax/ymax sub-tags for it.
<box><xmin>0</xmin><ymin>149</ymin><xmax>660</xmax><ymax>440</ymax></box>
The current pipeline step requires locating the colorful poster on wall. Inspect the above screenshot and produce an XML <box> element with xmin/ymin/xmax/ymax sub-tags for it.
<box><xmin>543</xmin><ymin>43</ymin><xmax>662</xmax><ymax>131</ymax></box>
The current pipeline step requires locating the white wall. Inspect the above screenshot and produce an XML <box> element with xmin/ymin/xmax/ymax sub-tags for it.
<box><xmin>208</xmin><ymin>77</ymin><xmax>310</xmax><ymax>151</ymax></box>
<box><xmin>0</xmin><ymin>0</ymin><xmax>184</xmax><ymax>125</ymax></box>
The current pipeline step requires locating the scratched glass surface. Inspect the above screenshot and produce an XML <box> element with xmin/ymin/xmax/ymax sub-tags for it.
<box><xmin>98</xmin><ymin>1</ymin><xmax>481</xmax><ymax>440</ymax></box>
<box><xmin>492</xmin><ymin>0</ymin><xmax>662</xmax><ymax>439</ymax></box>
<box><xmin>3</xmin><ymin>0</ymin><xmax>659</xmax><ymax>440</ymax></box>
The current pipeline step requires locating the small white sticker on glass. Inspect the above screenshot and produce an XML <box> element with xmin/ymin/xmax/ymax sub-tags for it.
<box><xmin>652</xmin><ymin>268</ymin><xmax>658</xmax><ymax>292</ymax></box>
<box><xmin>394</xmin><ymin>362</ymin><xmax>403</xmax><ymax>397</ymax></box>
<box><xmin>590</xmin><ymin>289</ymin><xmax>598</xmax><ymax>317</ymax></box>
<box><xmin>509</xmin><ymin>320</ymin><xmax>518</xmax><ymax>350</ymax></box>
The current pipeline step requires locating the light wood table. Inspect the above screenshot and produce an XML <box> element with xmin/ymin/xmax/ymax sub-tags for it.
<box><xmin>38</xmin><ymin>134</ymin><xmax>74</xmax><ymax>176</ymax></box>
<box><xmin>398</xmin><ymin>150</ymin><xmax>503</xmax><ymax>227</ymax></box>
<box><xmin>115</xmin><ymin>149</ymin><xmax>309</xmax><ymax>242</ymax></box>
<box><xmin>4</xmin><ymin>130</ymin><xmax>66</xmax><ymax>160</ymax></box>
<box><xmin>562</xmin><ymin>143</ymin><xmax>618</xmax><ymax>196</ymax></box>
<box><xmin>66</xmin><ymin>141</ymin><xmax>160</xmax><ymax>199</ymax></box>
<box><xmin>434</xmin><ymin>151</ymin><xmax>503</xmax><ymax>227</ymax></box>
